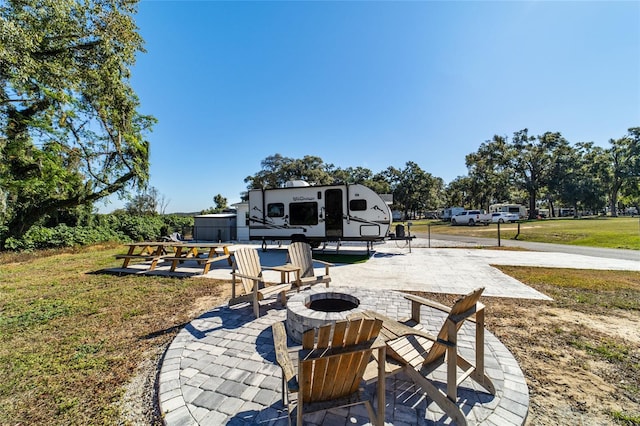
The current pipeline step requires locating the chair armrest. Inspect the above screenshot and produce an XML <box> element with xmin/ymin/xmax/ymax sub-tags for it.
<box><xmin>231</xmin><ymin>271</ymin><xmax>263</xmax><ymax>282</ymax></box>
<box><xmin>404</xmin><ymin>293</ymin><xmax>480</xmax><ymax>325</ymax></box>
<box><xmin>404</xmin><ymin>293</ymin><xmax>452</xmax><ymax>313</ymax></box>
<box><xmin>272</xmin><ymin>322</ymin><xmax>298</xmax><ymax>391</ymax></box>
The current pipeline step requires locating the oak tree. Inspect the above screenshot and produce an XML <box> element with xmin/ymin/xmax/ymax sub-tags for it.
<box><xmin>0</xmin><ymin>0</ymin><xmax>154</xmax><ymax>242</ymax></box>
<box><xmin>603</xmin><ymin>128</ymin><xmax>640</xmax><ymax>216</ymax></box>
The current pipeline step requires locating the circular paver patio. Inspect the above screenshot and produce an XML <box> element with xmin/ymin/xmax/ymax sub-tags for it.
<box><xmin>158</xmin><ymin>288</ymin><xmax>529</xmax><ymax>425</ymax></box>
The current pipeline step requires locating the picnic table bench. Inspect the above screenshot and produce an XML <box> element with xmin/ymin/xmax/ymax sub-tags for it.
<box><xmin>115</xmin><ymin>242</ymin><xmax>175</xmax><ymax>271</ymax></box>
<box><xmin>162</xmin><ymin>243</ymin><xmax>232</xmax><ymax>274</ymax></box>
<box><xmin>116</xmin><ymin>242</ymin><xmax>233</xmax><ymax>274</ymax></box>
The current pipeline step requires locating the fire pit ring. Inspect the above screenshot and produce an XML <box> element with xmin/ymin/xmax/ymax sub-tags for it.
<box><xmin>286</xmin><ymin>288</ymin><xmax>372</xmax><ymax>343</ymax></box>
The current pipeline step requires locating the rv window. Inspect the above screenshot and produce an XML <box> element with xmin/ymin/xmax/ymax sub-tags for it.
<box><xmin>267</xmin><ymin>203</ymin><xmax>285</xmax><ymax>218</ymax></box>
<box><xmin>289</xmin><ymin>202</ymin><xmax>318</xmax><ymax>225</ymax></box>
<box><xmin>350</xmin><ymin>199</ymin><xmax>367</xmax><ymax>211</ymax></box>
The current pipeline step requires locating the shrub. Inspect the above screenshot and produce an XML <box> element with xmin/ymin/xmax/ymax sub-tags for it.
<box><xmin>3</xmin><ymin>224</ymin><xmax>128</xmax><ymax>251</ymax></box>
<box><xmin>2</xmin><ymin>213</ymin><xmax>196</xmax><ymax>252</ymax></box>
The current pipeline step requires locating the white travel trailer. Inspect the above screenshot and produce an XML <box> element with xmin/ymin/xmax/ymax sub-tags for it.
<box><xmin>248</xmin><ymin>181</ymin><xmax>391</xmax><ymax>246</ymax></box>
<box><xmin>489</xmin><ymin>203</ymin><xmax>527</xmax><ymax>219</ymax></box>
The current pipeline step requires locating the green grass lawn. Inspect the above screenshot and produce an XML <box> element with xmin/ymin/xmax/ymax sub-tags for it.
<box><xmin>0</xmin><ymin>244</ymin><xmax>228</xmax><ymax>424</ymax></box>
<box><xmin>404</xmin><ymin>216</ymin><xmax>640</xmax><ymax>250</ymax></box>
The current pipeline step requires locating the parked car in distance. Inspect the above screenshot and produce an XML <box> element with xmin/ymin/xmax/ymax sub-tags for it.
<box><xmin>451</xmin><ymin>210</ymin><xmax>492</xmax><ymax>226</ymax></box>
<box><xmin>491</xmin><ymin>212</ymin><xmax>519</xmax><ymax>223</ymax></box>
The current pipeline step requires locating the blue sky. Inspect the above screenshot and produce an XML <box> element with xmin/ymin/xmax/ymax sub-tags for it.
<box><xmin>103</xmin><ymin>0</ymin><xmax>640</xmax><ymax>213</ymax></box>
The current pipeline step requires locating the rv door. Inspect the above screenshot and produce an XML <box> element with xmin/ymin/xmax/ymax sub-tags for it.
<box><xmin>325</xmin><ymin>188</ymin><xmax>343</xmax><ymax>238</ymax></box>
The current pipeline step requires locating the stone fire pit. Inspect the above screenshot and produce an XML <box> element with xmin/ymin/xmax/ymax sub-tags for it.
<box><xmin>286</xmin><ymin>287</ymin><xmax>374</xmax><ymax>343</ymax></box>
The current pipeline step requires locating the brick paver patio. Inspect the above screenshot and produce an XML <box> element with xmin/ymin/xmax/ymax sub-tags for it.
<box><xmin>158</xmin><ymin>288</ymin><xmax>529</xmax><ymax>425</ymax></box>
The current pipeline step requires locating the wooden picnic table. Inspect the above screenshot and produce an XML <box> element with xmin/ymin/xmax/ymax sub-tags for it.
<box><xmin>163</xmin><ymin>242</ymin><xmax>232</xmax><ymax>274</ymax></box>
<box><xmin>116</xmin><ymin>241</ymin><xmax>233</xmax><ymax>274</ymax></box>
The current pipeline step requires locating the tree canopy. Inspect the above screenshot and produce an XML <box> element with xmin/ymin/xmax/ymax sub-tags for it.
<box><xmin>243</xmin><ymin>154</ymin><xmax>335</xmax><ymax>190</ymax></box>
<box><xmin>465</xmin><ymin>135</ymin><xmax>514</xmax><ymax>209</ymax></box>
<box><xmin>245</xmin><ymin>127</ymin><xmax>639</xmax><ymax>221</ymax></box>
<box><xmin>462</xmin><ymin>128</ymin><xmax>639</xmax><ymax>217</ymax></box>
<box><xmin>603</xmin><ymin>128</ymin><xmax>640</xmax><ymax>216</ymax></box>
<box><xmin>0</xmin><ymin>0</ymin><xmax>154</xmax><ymax>243</ymax></box>
<box><xmin>200</xmin><ymin>194</ymin><xmax>228</xmax><ymax>214</ymax></box>
<box><xmin>243</xmin><ymin>154</ymin><xmax>443</xmax><ymax>217</ymax></box>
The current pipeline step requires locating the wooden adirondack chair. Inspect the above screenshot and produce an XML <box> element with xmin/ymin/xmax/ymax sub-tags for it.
<box><xmin>286</xmin><ymin>242</ymin><xmax>332</xmax><ymax>289</ymax></box>
<box><xmin>272</xmin><ymin>318</ymin><xmax>385</xmax><ymax>426</ymax></box>
<box><xmin>384</xmin><ymin>287</ymin><xmax>496</xmax><ymax>426</ymax></box>
<box><xmin>229</xmin><ymin>247</ymin><xmax>292</xmax><ymax>318</ymax></box>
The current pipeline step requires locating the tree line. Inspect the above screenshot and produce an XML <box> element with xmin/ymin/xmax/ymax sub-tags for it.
<box><xmin>242</xmin><ymin>154</ymin><xmax>443</xmax><ymax>220</ymax></box>
<box><xmin>244</xmin><ymin>128</ymin><xmax>640</xmax><ymax>220</ymax></box>
<box><xmin>455</xmin><ymin>128</ymin><xmax>640</xmax><ymax>219</ymax></box>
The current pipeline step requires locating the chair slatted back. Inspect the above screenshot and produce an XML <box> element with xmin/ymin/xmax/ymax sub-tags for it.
<box><xmin>288</xmin><ymin>242</ymin><xmax>315</xmax><ymax>278</ymax></box>
<box><xmin>423</xmin><ymin>287</ymin><xmax>484</xmax><ymax>364</ymax></box>
<box><xmin>233</xmin><ymin>247</ymin><xmax>263</xmax><ymax>294</ymax></box>
<box><xmin>299</xmin><ymin>318</ymin><xmax>382</xmax><ymax>403</ymax></box>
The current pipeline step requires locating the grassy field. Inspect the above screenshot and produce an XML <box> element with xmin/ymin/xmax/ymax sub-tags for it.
<box><xmin>405</xmin><ymin>216</ymin><xmax>640</xmax><ymax>250</ymax></box>
<box><xmin>0</xmin><ymin>244</ymin><xmax>230</xmax><ymax>424</ymax></box>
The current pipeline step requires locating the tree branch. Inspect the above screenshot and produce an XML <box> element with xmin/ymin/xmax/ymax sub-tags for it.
<box><xmin>0</xmin><ymin>98</ymin><xmax>41</xmax><ymax>105</ymax></box>
<box><xmin>33</xmin><ymin>40</ymin><xmax>102</xmax><ymax>59</ymax></box>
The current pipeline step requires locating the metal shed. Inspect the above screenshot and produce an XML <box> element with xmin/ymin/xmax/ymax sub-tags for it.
<box><xmin>193</xmin><ymin>213</ymin><xmax>237</xmax><ymax>241</ymax></box>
